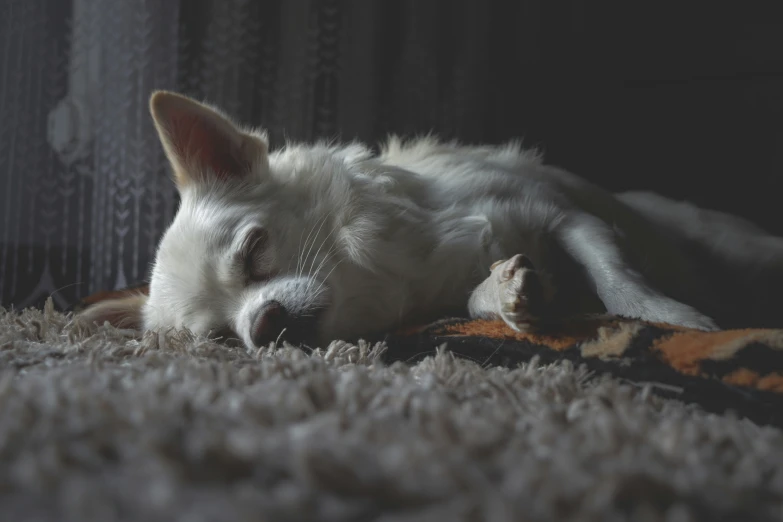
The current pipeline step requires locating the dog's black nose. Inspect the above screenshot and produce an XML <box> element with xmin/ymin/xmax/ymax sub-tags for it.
<box><xmin>250</xmin><ymin>300</ymin><xmax>288</xmax><ymax>347</ymax></box>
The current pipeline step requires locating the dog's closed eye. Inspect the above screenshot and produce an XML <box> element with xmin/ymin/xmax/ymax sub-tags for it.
<box><xmin>240</xmin><ymin>227</ymin><xmax>272</xmax><ymax>282</ymax></box>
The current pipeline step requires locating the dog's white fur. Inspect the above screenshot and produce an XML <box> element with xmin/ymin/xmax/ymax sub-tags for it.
<box><xmin>80</xmin><ymin>91</ymin><xmax>783</xmax><ymax>347</ymax></box>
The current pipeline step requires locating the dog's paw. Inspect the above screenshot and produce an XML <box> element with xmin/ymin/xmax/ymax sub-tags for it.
<box><xmin>491</xmin><ymin>254</ymin><xmax>546</xmax><ymax>332</ymax></box>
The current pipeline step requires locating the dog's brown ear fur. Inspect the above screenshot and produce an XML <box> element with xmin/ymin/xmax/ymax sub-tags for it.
<box><xmin>149</xmin><ymin>90</ymin><xmax>268</xmax><ymax>189</ymax></box>
<box><xmin>76</xmin><ymin>294</ymin><xmax>147</xmax><ymax>330</ymax></box>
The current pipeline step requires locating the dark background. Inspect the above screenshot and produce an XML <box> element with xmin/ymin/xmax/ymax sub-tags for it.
<box><xmin>0</xmin><ymin>0</ymin><xmax>781</xmax><ymax>310</ymax></box>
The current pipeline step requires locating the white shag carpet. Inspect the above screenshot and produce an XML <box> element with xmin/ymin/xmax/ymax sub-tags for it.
<box><xmin>1</xmin><ymin>300</ymin><xmax>783</xmax><ymax>522</ymax></box>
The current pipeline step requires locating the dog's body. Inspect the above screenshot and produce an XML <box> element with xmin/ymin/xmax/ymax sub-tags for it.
<box><xmin>81</xmin><ymin>92</ymin><xmax>783</xmax><ymax>348</ymax></box>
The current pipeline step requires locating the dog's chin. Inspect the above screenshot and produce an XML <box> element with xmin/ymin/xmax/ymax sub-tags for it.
<box><xmin>311</xmin><ymin>312</ymin><xmax>388</xmax><ymax>347</ymax></box>
<box><xmin>211</xmin><ymin>324</ymin><xmax>321</xmax><ymax>350</ymax></box>
<box><xmin>211</xmin><ymin>328</ymin><xmax>246</xmax><ymax>348</ymax></box>
<box><xmin>311</xmin><ymin>305</ymin><xmax>370</xmax><ymax>347</ymax></box>
<box><xmin>280</xmin><ymin>307</ymin><xmax>328</xmax><ymax>348</ymax></box>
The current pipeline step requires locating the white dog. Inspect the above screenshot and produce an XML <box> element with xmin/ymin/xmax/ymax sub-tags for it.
<box><xmin>80</xmin><ymin>91</ymin><xmax>783</xmax><ymax>348</ymax></box>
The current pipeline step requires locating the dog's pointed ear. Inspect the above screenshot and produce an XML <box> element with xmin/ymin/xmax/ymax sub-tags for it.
<box><xmin>149</xmin><ymin>91</ymin><xmax>268</xmax><ymax>189</ymax></box>
<box><xmin>76</xmin><ymin>294</ymin><xmax>148</xmax><ymax>330</ymax></box>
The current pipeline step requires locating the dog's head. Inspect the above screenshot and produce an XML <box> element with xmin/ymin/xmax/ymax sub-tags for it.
<box><xmin>79</xmin><ymin>91</ymin><xmax>416</xmax><ymax>347</ymax></box>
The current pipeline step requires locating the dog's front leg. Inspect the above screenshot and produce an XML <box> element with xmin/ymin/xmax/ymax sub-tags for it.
<box><xmin>555</xmin><ymin>213</ymin><xmax>718</xmax><ymax>330</ymax></box>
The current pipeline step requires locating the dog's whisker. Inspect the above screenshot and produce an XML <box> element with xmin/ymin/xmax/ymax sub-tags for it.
<box><xmin>404</xmin><ymin>350</ymin><xmax>436</xmax><ymax>363</ymax></box>
<box><xmin>306</xmin><ymin>217</ymin><xmax>341</xmax><ymax>280</ymax></box>
<box><xmin>310</xmin><ymin>258</ymin><xmax>344</xmax><ymax>300</ymax></box>
<box><xmin>481</xmin><ymin>340</ymin><xmax>506</xmax><ymax>369</ymax></box>
<box><xmin>303</xmin><ymin>242</ymin><xmax>340</xmax><ymax>297</ymax></box>
<box><xmin>302</xmin><ymin>208</ymin><xmax>336</xmax><ymax>271</ymax></box>
<box><xmin>297</xmin><ymin>225</ymin><xmax>318</xmax><ymax>278</ymax></box>
<box><xmin>297</xmin><ymin>208</ymin><xmax>333</xmax><ymax>277</ymax></box>
<box><xmin>303</xmin><ymin>208</ymin><xmax>336</xmax><ymax>280</ymax></box>
<box><xmin>49</xmin><ymin>281</ymin><xmax>86</xmax><ymax>300</ymax></box>
<box><xmin>292</xmin><ymin>225</ymin><xmax>308</xmax><ymax>274</ymax></box>
<box><xmin>306</xmin><ymin>247</ymin><xmax>338</xmax><ymax>293</ymax></box>
<box><xmin>310</xmin><ymin>243</ymin><xmax>338</xmax><ymax>282</ymax></box>
<box><xmin>297</xmin><ymin>216</ymin><xmax>321</xmax><ymax>277</ymax></box>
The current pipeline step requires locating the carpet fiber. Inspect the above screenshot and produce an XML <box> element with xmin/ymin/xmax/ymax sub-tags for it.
<box><xmin>2</xmin><ymin>300</ymin><xmax>783</xmax><ymax>521</ymax></box>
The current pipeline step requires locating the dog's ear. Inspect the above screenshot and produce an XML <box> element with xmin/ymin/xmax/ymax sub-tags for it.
<box><xmin>76</xmin><ymin>294</ymin><xmax>147</xmax><ymax>330</ymax></box>
<box><xmin>149</xmin><ymin>91</ymin><xmax>268</xmax><ymax>189</ymax></box>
